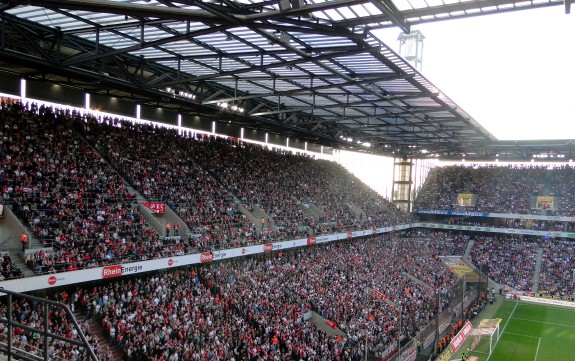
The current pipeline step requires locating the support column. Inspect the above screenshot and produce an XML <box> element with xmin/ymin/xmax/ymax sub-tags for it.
<box><xmin>392</xmin><ymin>157</ymin><xmax>413</xmax><ymax>212</ymax></box>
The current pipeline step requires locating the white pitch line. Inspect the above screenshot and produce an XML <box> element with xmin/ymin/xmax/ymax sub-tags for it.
<box><xmin>486</xmin><ymin>300</ymin><xmax>519</xmax><ymax>361</ymax></box>
<box><xmin>534</xmin><ymin>337</ymin><xmax>541</xmax><ymax>361</ymax></box>
<box><xmin>511</xmin><ymin>317</ymin><xmax>575</xmax><ymax>329</ymax></box>
<box><xmin>504</xmin><ymin>332</ymin><xmax>540</xmax><ymax>339</ymax></box>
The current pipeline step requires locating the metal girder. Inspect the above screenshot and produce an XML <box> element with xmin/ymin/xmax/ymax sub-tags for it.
<box><xmin>15</xmin><ymin>0</ymin><xmax>221</xmax><ymax>22</ymax></box>
<box><xmin>62</xmin><ymin>19</ymin><xmax>172</xmax><ymax>35</ymax></box>
<box><xmin>160</xmin><ymin>46</ymin><xmax>376</xmax><ymax>86</ymax></box>
<box><xmin>371</xmin><ymin>0</ymin><xmax>409</xmax><ymax>33</ymax></box>
<box><xmin>342</xmin><ymin>122</ymin><xmax>467</xmax><ymax>131</ymax></box>
<box><xmin>252</xmin><ymin>103</ymin><xmax>446</xmax><ymax>117</ymax></box>
<box><xmin>202</xmin><ymin>73</ymin><xmax>405</xmax><ymax>104</ymax></box>
<box><xmin>0</xmin><ymin>0</ymin><xmax>501</xmax><ymax>159</ymax></box>
<box><xmin>242</xmin><ymin>0</ymin><xmax>369</xmax><ymax>20</ymax></box>
<box><xmin>335</xmin><ymin>0</ymin><xmax>563</xmax><ymax>28</ymax></box>
<box><xmin>144</xmin><ymin>45</ymin><xmax>366</xmax><ymax>62</ymax></box>
<box><xmin>62</xmin><ymin>25</ymin><xmax>230</xmax><ymax>67</ymax></box>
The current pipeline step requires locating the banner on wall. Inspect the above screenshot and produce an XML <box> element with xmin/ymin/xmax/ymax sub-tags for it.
<box><xmin>456</xmin><ymin>193</ymin><xmax>475</xmax><ymax>207</ymax></box>
<box><xmin>535</xmin><ymin>196</ymin><xmax>555</xmax><ymax>210</ymax></box>
<box><xmin>0</xmin><ymin>224</ymin><xmax>399</xmax><ymax>294</ymax></box>
<box><xmin>142</xmin><ymin>202</ymin><xmax>166</xmax><ymax>214</ymax></box>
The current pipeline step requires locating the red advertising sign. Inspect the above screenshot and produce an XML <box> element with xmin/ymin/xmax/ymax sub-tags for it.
<box><xmin>372</xmin><ymin>288</ymin><xmax>387</xmax><ymax>301</ymax></box>
<box><xmin>450</xmin><ymin>320</ymin><xmax>474</xmax><ymax>352</ymax></box>
<box><xmin>346</xmin><ymin>231</ymin><xmax>353</xmax><ymax>239</ymax></box>
<box><xmin>142</xmin><ymin>202</ymin><xmax>166</xmax><ymax>214</ymax></box>
<box><xmin>325</xmin><ymin>319</ymin><xmax>337</xmax><ymax>329</ymax></box>
<box><xmin>263</xmin><ymin>243</ymin><xmax>273</xmax><ymax>252</ymax></box>
<box><xmin>102</xmin><ymin>265</ymin><xmax>123</xmax><ymax>279</ymax></box>
<box><xmin>168</xmin><ymin>259</ymin><xmax>173</xmax><ymax>267</ymax></box>
<box><xmin>200</xmin><ymin>252</ymin><xmax>213</xmax><ymax>263</ymax></box>
<box><xmin>307</xmin><ymin>237</ymin><xmax>316</xmax><ymax>245</ymax></box>
<box><xmin>48</xmin><ymin>276</ymin><xmax>57</xmax><ymax>285</ymax></box>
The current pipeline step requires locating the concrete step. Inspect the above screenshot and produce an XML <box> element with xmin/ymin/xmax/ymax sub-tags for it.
<box><xmin>402</xmin><ymin>271</ymin><xmax>434</xmax><ymax>292</ymax></box>
<box><xmin>10</xmin><ymin>251</ymin><xmax>35</xmax><ymax>277</ymax></box>
<box><xmin>464</xmin><ymin>239</ymin><xmax>475</xmax><ymax>258</ymax></box>
<box><xmin>74</xmin><ymin>310</ymin><xmax>124</xmax><ymax>361</ymax></box>
<box><xmin>531</xmin><ymin>247</ymin><xmax>544</xmax><ymax>294</ymax></box>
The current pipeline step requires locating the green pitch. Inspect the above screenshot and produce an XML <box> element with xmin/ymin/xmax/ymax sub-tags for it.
<box><xmin>469</xmin><ymin>299</ymin><xmax>575</xmax><ymax>361</ymax></box>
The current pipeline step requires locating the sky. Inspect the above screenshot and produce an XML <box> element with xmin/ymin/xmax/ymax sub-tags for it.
<box><xmin>375</xmin><ymin>6</ymin><xmax>575</xmax><ymax>141</ymax></box>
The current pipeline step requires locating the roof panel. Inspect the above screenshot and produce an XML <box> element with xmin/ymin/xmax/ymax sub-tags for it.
<box><xmin>2</xmin><ymin>0</ymin><xmax>515</xmax><ymax>158</ymax></box>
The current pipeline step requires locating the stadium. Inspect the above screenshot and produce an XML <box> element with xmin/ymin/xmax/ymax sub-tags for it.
<box><xmin>0</xmin><ymin>1</ymin><xmax>574</xmax><ymax>361</ymax></box>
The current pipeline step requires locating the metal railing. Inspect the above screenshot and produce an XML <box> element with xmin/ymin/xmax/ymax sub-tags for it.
<box><xmin>0</xmin><ymin>288</ymin><xmax>98</xmax><ymax>361</ymax></box>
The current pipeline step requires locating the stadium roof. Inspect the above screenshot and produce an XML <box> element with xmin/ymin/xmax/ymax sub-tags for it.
<box><xmin>0</xmin><ymin>0</ymin><xmax>571</xmax><ymax>159</ymax></box>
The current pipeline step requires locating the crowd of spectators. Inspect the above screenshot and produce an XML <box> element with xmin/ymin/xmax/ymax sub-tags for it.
<box><xmin>443</xmin><ymin>218</ymin><xmax>571</xmax><ymax>232</ymax></box>
<box><xmin>0</xmin><ymin>100</ymin><xmax>186</xmax><ymax>274</ymax></box>
<box><xmin>0</xmin><ymin>253</ymin><xmax>24</xmax><ymax>280</ymax></box>
<box><xmin>0</xmin><ymin>290</ymin><xmax>107</xmax><ymax>361</ymax></box>
<box><xmin>0</xmin><ymin>99</ymin><xmax>414</xmax><ymax>274</ymax></box>
<box><xmin>414</xmin><ymin>165</ymin><xmax>575</xmax><ymax>216</ymax></box>
<box><xmin>81</xmin><ymin>119</ymin><xmax>256</xmax><ymax>250</ymax></box>
<box><xmin>469</xmin><ymin>236</ymin><xmax>540</xmax><ymax>291</ymax></box>
<box><xmin>22</xmin><ymin>234</ymin><xmax>459</xmax><ymax>361</ymax></box>
<box><xmin>538</xmin><ymin>239</ymin><xmax>575</xmax><ymax>298</ymax></box>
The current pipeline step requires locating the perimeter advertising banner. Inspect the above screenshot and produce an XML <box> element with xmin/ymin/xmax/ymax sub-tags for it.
<box><xmin>450</xmin><ymin>320</ymin><xmax>474</xmax><ymax>352</ymax></box>
<box><xmin>456</xmin><ymin>193</ymin><xmax>474</xmax><ymax>207</ymax></box>
<box><xmin>0</xmin><ymin>226</ymin><xmax>396</xmax><ymax>294</ymax></box>
<box><xmin>141</xmin><ymin>202</ymin><xmax>166</xmax><ymax>214</ymax></box>
<box><xmin>535</xmin><ymin>196</ymin><xmax>555</xmax><ymax>210</ymax></box>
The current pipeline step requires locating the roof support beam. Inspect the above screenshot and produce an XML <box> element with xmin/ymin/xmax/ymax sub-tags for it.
<box><xmin>202</xmin><ymin>73</ymin><xmax>404</xmax><ymax>104</ymax></box>
<box><xmin>371</xmin><ymin>0</ymin><xmax>409</xmax><ymax>33</ymax></box>
<box><xmin>241</xmin><ymin>0</ymin><xmax>369</xmax><ymax>21</ymax></box>
<box><xmin>161</xmin><ymin>46</ymin><xmax>375</xmax><ymax>86</ymax></box>
<box><xmin>62</xmin><ymin>25</ymin><xmax>229</xmax><ymax>67</ymax></box>
<box><xmin>336</xmin><ymin>0</ymin><xmax>562</xmax><ymax>28</ymax></box>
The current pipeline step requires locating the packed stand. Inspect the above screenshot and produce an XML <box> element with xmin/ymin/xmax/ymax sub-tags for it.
<box><xmin>59</xmin><ymin>234</ymin><xmax>458</xmax><ymax>361</ymax></box>
<box><xmin>81</xmin><ymin>118</ymin><xmax>256</xmax><ymax>250</ymax></box>
<box><xmin>0</xmin><ymin>100</ymin><xmax>173</xmax><ymax>273</ymax></box>
<box><xmin>187</xmin><ymin>137</ymin><xmax>411</xmax><ymax>237</ymax></box>
<box><xmin>0</xmin><ymin>291</ymin><xmax>106</xmax><ymax>361</ymax></box>
<box><xmin>1</xmin><ymin>99</ymin><xmax>412</xmax><ymax>273</ymax></box>
<box><xmin>0</xmin><ymin>253</ymin><xmax>24</xmax><ymax>280</ymax></box>
<box><xmin>414</xmin><ymin>165</ymin><xmax>575</xmax><ymax>215</ymax></box>
<box><xmin>78</xmin><ymin>113</ymin><xmax>410</xmax><ymax>246</ymax></box>
<box><xmin>444</xmin><ymin>218</ymin><xmax>571</xmax><ymax>232</ymax></box>
<box><xmin>538</xmin><ymin>238</ymin><xmax>575</xmax><ymax>298</ymax></box>
<box><xmin>188</xmin><ymin>137</ymin><xmax>320</xmax><ymax>239</ymax></box>
<box><xmin>469</xmin><ymin>236</ymin><xmax>539</xmax><ymax>291</ymax></box>
<box><xmin>409</xmin><ymin>231</ymin><xmax>469</xmax><ymax>258</ymax></box>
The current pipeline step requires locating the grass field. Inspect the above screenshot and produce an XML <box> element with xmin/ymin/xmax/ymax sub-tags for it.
<box><xmin>468</xmin><ymin>299</ymin><xmax>575</xmax><ymax>361</ymax></box>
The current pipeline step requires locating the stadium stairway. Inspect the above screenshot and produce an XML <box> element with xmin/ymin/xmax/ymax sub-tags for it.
<box><xmin>347</xmin><ymin>202</ymin><xmax>367</xmax><ymax>220</ymax></box>
<box><xmin>402</xmin><ymin>272</ymin><xmax>433</xmax><ymax>292</ymax></box>
<box><xmin>2</xmin><ymin>205</ymin><xmax>43</xmax><ymax>250</ymax></box>
<box><xmin>11</xmin><ymin>251</ymin><xmax>35</xmax><ymax>277</ymax></box>
<box><xmin>307</xmin><ymin>202</ymin><xmax>324</xmax><ymax>220</ymax></box>
<box><xmin>464</xmin><ymin>239</ymin><xmax>475</xmax><ymax>258</ymax></box>
<box><xmin>531</xmin><ymin>247</ymin><xmax>544</xmax><ymax>294</ymax></box>
<box><xmin>295</xmin><ymin>196</ymin><xmax>320</xmax><ymax>222</ymax></box>
<box><xmin>235</xmin><ymin>200</ymin><xmax>260</xmax><ymax>228</ymax></box>
<box><xmin>415</xmin><ymin>352</ymin><xmax>431</xmax><ymax>361</ymax></box>
<box><xmin>74</xmin><ymin>310</ymin><xmax>124</xmax><ymax>361</ymax></box>
<box><xmin>303</xmin><ymin>310</ymin><xmax>347</xmax><ymax>337</ymax></box>
<box><xmin>251</xmin><ymin>204</ymin><xmax>275</xmax><ymax>228</ymax></box>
